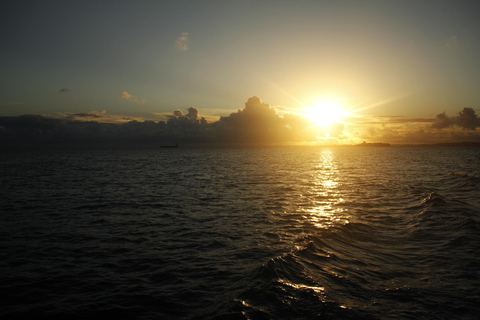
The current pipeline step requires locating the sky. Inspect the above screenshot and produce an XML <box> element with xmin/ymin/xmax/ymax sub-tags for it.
<box><xmin>1</xmin><ymin>0</ymin><xmax>480</xmax><ymax>146</ymax></box>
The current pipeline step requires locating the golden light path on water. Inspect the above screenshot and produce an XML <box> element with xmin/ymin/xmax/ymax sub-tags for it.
<box><xmin>304</xmin><ymin>149</ymin><xmax>349</xmax><ymax>229</ymax></box>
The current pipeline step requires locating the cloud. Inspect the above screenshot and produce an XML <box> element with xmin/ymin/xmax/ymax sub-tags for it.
<box><xmin>66</xmin><ymin>110</ymin><xmax>106</xmax><ymax>119</ymax></box>
<box><xmin>0</xmin><ymin>97</ymin><xmax>349</xmax><ymax>147</ymax></box>
<box><xmin>432</xmin><ymin>108</ymin><xmax>480</xmax><ymax>130</ymax></box>
<box><xmin>59</xmin><ymin>88</ymin><xmax>70</xmax><ymax>93</ymax></box>
<box><xmin>121</xmin><ymin>91</ymin><xmax>132</xmax><ymax>100</ymax></box>
<box><xmin>121</xmin><ymin>91</ymin><xmax>146</xmax><ymax>104</ymax></box>
<box><xmin>0</xmin><ymin>97</ymin><xmax>300</xmax><ymax>146</ymax></box>
<box><xmin>2</xmin><ymin>98</ymin><xmax>480</xmax><ymax>147</ymax></box>
<box><xmin>370</xmin><ymin>116</ymin><xmax>433</xmax><ymax>124</ymax></box>
<box><xmin>61</xmin><ymin>110</ymin><xmax>148</xmax><ymax>124</ymax></box>
<box><xmin>457</xmin><ymin>108</ymin><xmax>480</xmax><ymax>130</ymax></box>
<box><xmin>383</xmin><ymin>128</ymin><xmax>480</xmax><ymax>145</ymax></box>
<box><xmin>186</xmin><ymin>107</ymin><xmax>199</xmax><ymax>121</ymax></box>
<box><xmin>431</xmin><ymin>112</ymin><xmax>452</xmax><ymax>129</ymax></box>
<box><xmin>173</xmin><ymin>109</ymin><xmax>184</xmax><ymax>117</ymax></box>
<box><xmin>349</xmin><ymin>107</ymin><xmax>480</xmax><ymax>145</ymax></box>
<box><xmin>0</xmin><ymin>114</ymin><xmax>166</xmax><ymax>146</ymax></box>
<box><xmin>169</xmin><ymin>107</ymin><xmax>207</xmax><ymax>124</ymax></box>
<box><xmin>175</xmin><ymin>32</ymin><xmax>189</xmax><ymax>51</ymax></box>
<box><xmin>211</xmin><ymin>96</ymin><xmax>322</xmax><ymax>144</ymax></box>
<box><xmin>153</xmin><ymin>112</ymin><xmax>219</xmax><ymax>123</ymax></box>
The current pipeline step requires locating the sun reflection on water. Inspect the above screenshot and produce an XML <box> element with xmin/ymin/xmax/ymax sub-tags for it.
<box><xmin>303</xmin><ymin>149</ymin><xmax>349</xmax><ymax>229</ymax></box>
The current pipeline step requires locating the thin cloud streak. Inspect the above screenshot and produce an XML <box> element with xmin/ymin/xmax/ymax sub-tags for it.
<box><xmin>121</xmin><ymin>91</ymin><xmax>146</xmax><ymax>104</ymax></box>
<box><xmin>175</xmin><ymin>32</ymin><xmax>189</xmax><ymax>51</ymax></box>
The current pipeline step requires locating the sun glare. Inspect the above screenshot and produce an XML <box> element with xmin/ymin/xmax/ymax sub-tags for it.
<box><xmin>307</xmin><ymin>98</ymin><xmax>346</xmax><ymax>127</ymax></box>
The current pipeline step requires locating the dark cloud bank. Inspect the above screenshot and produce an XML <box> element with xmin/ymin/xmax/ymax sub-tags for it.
<box><xmin>1</xmin><ymin>97</ymin><xmax>479</xmax><ymax>148</ymax></box>
<box><xmin>0</xmin><ymin>97</ymin><xmax>317</xmax><ymax>148</ymax></box>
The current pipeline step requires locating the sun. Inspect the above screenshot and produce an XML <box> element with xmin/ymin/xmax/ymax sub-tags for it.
<box><xmin>307</xmin><ymin>98</ymin><xmax>346</xmax><ymax>127</ymax></box>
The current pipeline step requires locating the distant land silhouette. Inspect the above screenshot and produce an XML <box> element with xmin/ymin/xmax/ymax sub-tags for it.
<box><xmin>393</xmin><ymin>141</ymin><xmax>480</xmax><ymax>147</ymax></box>
<box><xmin>353</xmin><ymin>141</ymin><xmax>480</xmax><ymax>147</ymax></box>
<box><xmin>356</xmin><ymin>141</ymin><xmax>391</xmax><ymax>147</ymax></box>
<box><xmin>329</xmin><ymin>141</ymin><xmax>480</xmax><ymax>148</ymax></box>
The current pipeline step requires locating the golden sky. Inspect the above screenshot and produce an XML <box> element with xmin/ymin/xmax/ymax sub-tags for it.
<box><xmin>1</xmin><ymin>1</ymin><xmax>480</xmax><ymax>145</ymax></box>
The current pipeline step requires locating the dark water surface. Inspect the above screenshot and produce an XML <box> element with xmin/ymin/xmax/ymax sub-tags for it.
<box><xmin>1</xmin><ymin>146</ymin><xmax>479</xmax><ymax>319</ymax></box>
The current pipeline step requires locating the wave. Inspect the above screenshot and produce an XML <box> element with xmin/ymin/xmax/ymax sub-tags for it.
<box><xmin>213</xmin><ymin>191</ymin><xmax>480</xmax><ymax>319</ymax></box>
<box><xmin>2</xmin><ymin>147</ymin><xmax>480</xmax><ymax>320</ymax></box>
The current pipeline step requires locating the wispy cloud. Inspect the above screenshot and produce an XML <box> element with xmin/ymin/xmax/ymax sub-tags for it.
<box><xmin>175</xmin><ymin>32</ymin><xmax>189</xmax><ymax>51</ymax></box>
<box><xmin>121</xmin><ymin>91</ymin><xmax>146</xmax><ymax>104</ymax></box>
<box><xmin>66</xmin><ymin>110</ymin><xmax>106</xmax><ymax>119</ymax></box>
<box><xmin>62</xmin><ymin>110</ymin><xmax>147</xmax><ymax>124</ymax></box>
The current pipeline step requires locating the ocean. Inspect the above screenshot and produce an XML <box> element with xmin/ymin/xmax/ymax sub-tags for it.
<box><xmin>1</xmin><ymin>146</ymin><xmax>479</xmax><ymax>319</ymax></box>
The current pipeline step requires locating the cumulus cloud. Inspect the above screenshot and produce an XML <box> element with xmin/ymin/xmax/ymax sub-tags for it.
<box><xmin>173</xmin><ymin>109</ymin><xmax>184</xmax><ymax>117</ymax></box>
<box><xmin>121</xmin><ymin>92</ymin><xmax>132</xmax><ymax>100</ymax></box>
<box><xmin>211</xmin><ymin>96</ymin><xmax>322</xmax><ymax>145</ymax></box>
<box><xmin>168</xmin><ymin>107</ymin><xmax>208</xmax><ymax>127</ymax></box>
<box><xmin>186</xmin><ymin>107</ymin><xmax>199</xmax><ymax>121</ymax></box>
<box><xmin>350</xmin><ymin>107</ymin><xmax>480</xmax><ymax>145</ymax></box>
<box><xmin>0</xmin><ymin>97</ymin><xmax>303</xmax><ymax>147</ymax></box>
<box><xmin>121</xmin><ymin>91</ymin><xmax>146</xmax><ymax>104</ymax></box>
<box><xmin>432</xmin><ymin>108</ymin><xmax>480</xmax><ymax>130</ymax></box>
<box><xmin>175</xmin><ymin>32</ymin><xmax>189</xmax><ymax>51</ymax></box>
<box><xmin>2</xmin><ymin>98</ymin><xmax>480</xmax><ymax>147</ymax></box>
<box><xmin>431</xmin><ymin>112</ymin><xmax>452</xmax><ymax>129</ymax></box>
<box><xmin>212</xmin><ymin>96</ymin><xmax>286</xmax><ymax>143</ymax></box>
<box><xmin>457</xmin><ymin>108</ymin><xmax>480</xmax><ymax>130</ymax></box>
<box><xmin>59</xmin><ymin>88</ymin><xmax>70</xmax><ymax>93</ymax></box>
